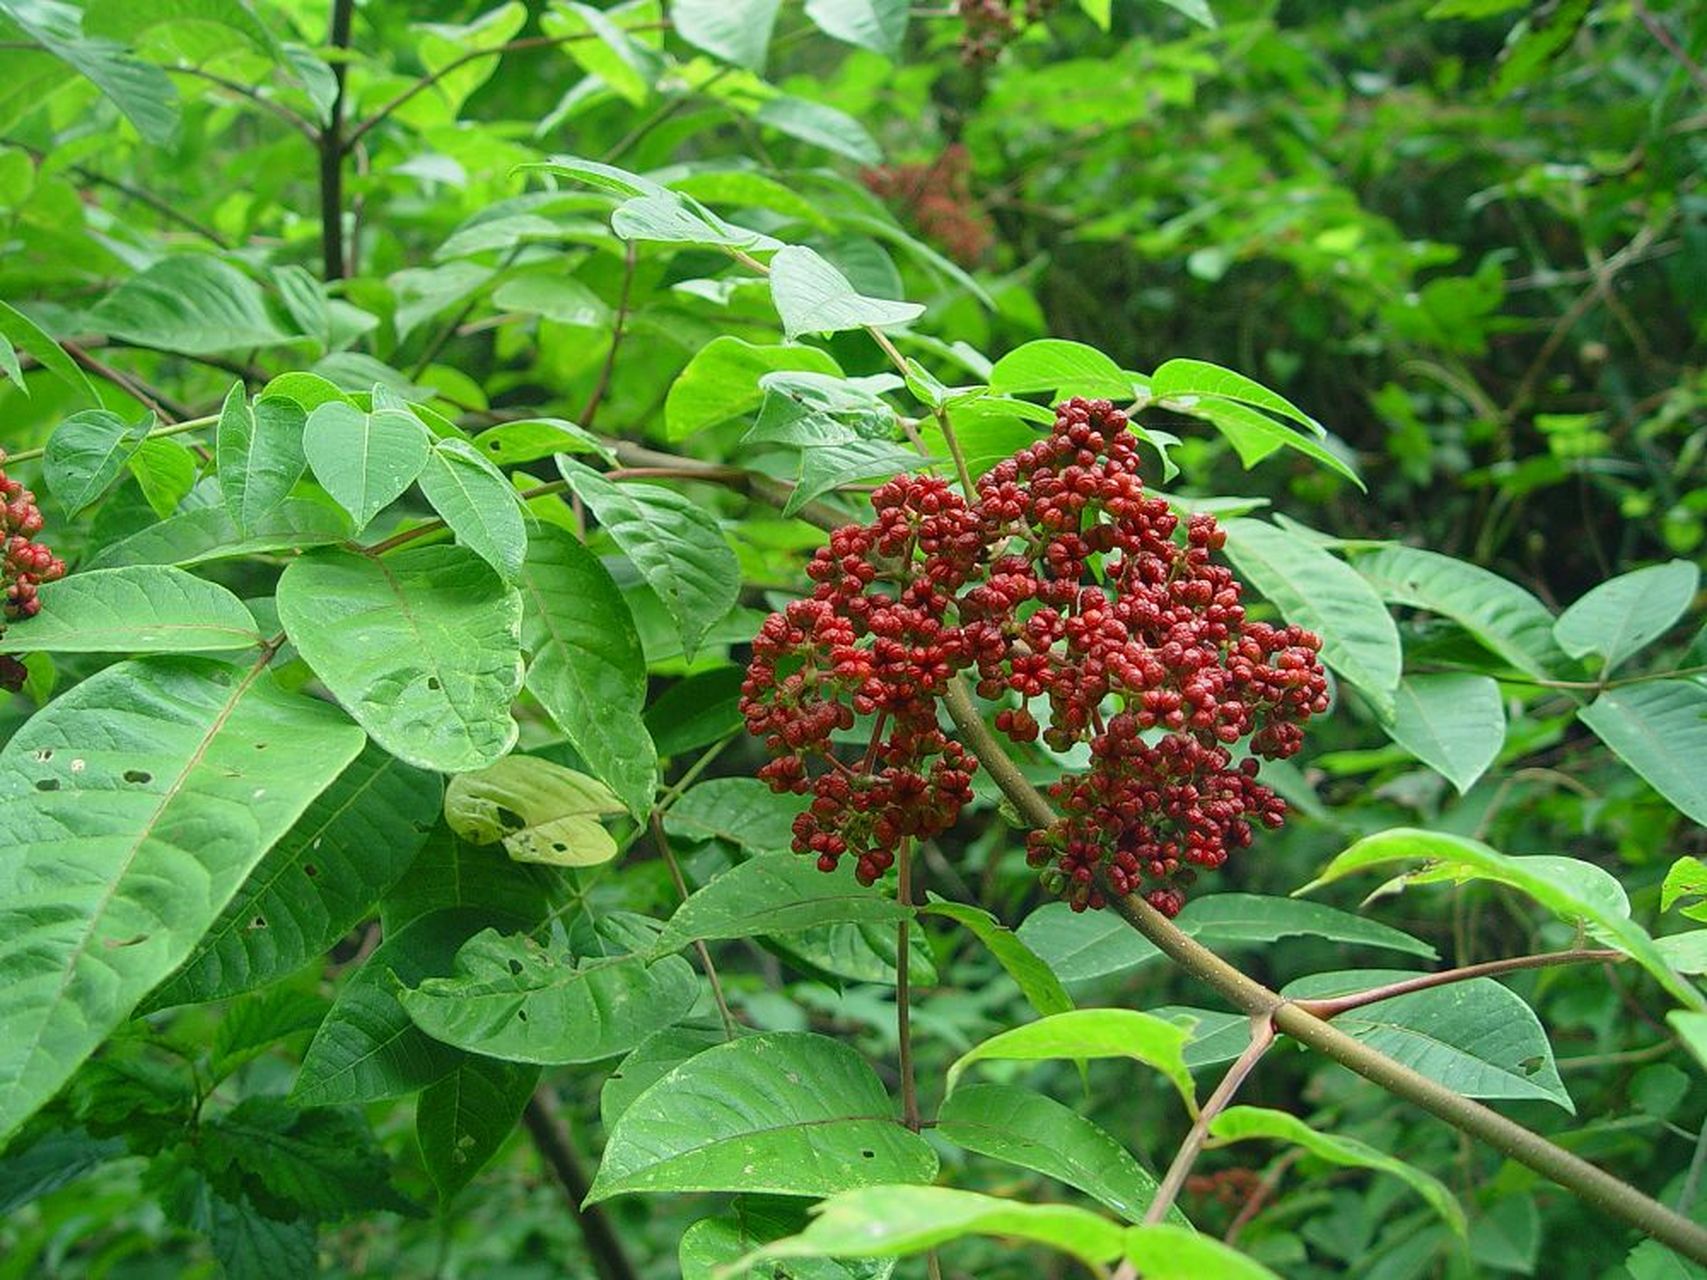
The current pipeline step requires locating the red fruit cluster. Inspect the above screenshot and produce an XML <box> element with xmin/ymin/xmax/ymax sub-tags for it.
<box><xmin>861</xmin><ymin>145</ymin><xmax>995</xmax><ymax>268</ymax></box>
<box><xmin>0</xmin><ymin>448</ymin><xmax>64</xmax><ymax>692</ymax></box>
<box><xmin>742</xmin><ymin>399</ymin><xmax>1329</xmax><ymax>913</ymax></box>
<box><xmin>956</xmin><ymin>0</ymin><xmax>1058</xmax><ymax>65</ymax></box>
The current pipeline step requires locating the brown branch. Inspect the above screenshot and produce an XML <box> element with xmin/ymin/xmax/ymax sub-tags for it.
<box><xmin>1293</xmin><ymin>949</ymin><xmax>1624</xmax><ymax>1020</ymax></box>
<box><xmin>521</xmin><ymin>1089</ymin><xmax>641</xmax><ymax>1280</ymax></box>
<box><xmin>319</xmin><ymin>0</ymin><xmax>356</xmax><ymax>281</ymax></box>
<box><xmin>61</xmin><ymin>341</ymin><xmax>190</xmax><ymax>421</ymax></box>
<box><xmin>167</xmin><ymin>66</ymin><xmax>318</xmax><ymax>140</ymax></box>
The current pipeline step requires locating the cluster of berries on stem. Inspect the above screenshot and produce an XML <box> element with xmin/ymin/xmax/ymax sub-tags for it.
<box><xmin>956</xmin><ymin>0</ymin><xmax>1059</xmax><ymax>66</ymax></box>
<box><xmin>742</xmin><ymin>399</ymin><xmax>1328</xmax><ymax>915</ymax></box>
<box><xmin>0</xmin><ymin>447</ymin><xmax>64</xmax><ymax>691</ymax></box>
<box><xmin>861</xmin><ymin>144</ymin><xmax>995</xmax><ymax>267</ymax></box>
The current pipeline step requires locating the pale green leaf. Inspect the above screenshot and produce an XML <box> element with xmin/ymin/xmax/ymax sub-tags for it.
<box><xmin>666</xmin><ymin>337</ymin><xmax>842</xmax><ymax>441</ymax></box>
<box><xmin>671</xmin><ymin>0</ymin><xmax>781</xmax><ymax>69</ymax></box>
<box><xmin>770</xmin><ymin>246</ymin><xmax>924</xmax><ymax>341</ymax></box>
<box><xmin>0</xmin><ymin>299</ymin><xmax>99</xmax><ymax>406</ymax></box>
<box><xmin>418</xmin><ymin>438</ymin><xmax>526</xmax><ymax>580</ymax></box>
<box><xmin>1150</xmin><ymin>358</ymin><xmax>1318</xmax><ymax>435</ymax></box>
<box><xmin>0</xmin><ymin>566</ymin><xmax>260</xmax><ymax>654</ymax></box>
<box><xmin>303</xmin><ymin>403</ymin><xmax>432</xmax><ymax>533</ymax></box>
<box><xmin>1382</xmin><ymin>673</ymin><xmax>1505</xmax><ymax>793</ymax></box>
<box><xmin>803</xmin><ymin>0</ymin><xmax>908</xmax><ymax>55</ymax></box>
<box><xmin>0</xmin><ymin>0</ymin><xmax>179</xmax><ymax>143</ymax></box>
<box><xmin>946</xmin><ymin>1009</ymin><xmax>1196</xmax><ymax>1113</ymax></box>
<box><xmin>217</xmin><ymin>384</ymin><xmax>307</xmax><ymax>535</ymax></box>
<box><xmin>443</xmin><ymin>754</ymin><xmax>623</xmax><ymax>867</ymax></box>
<box><xmin>1579</xmin><ymin>681</ymin><xmax>1707</xmax><ymax>826</ymax></box>
<box><xmin>43</xmin><ymin>408</ymin><xmax>153</xmax><ymax>514</ymax></box>
<box><xmin>1553</xmin><ymin>561</ymin><xmax>1699</xmax><ymax>674</ymax></box>
<box><xmin>86</xmin><ymin>256</ymin><xmax>288</xmax><ymax>354</ymax></box>
<box><xmin>988</xmin><ymin>339</ymin><xmax>1131</xmax><ymax>399</ymax></box>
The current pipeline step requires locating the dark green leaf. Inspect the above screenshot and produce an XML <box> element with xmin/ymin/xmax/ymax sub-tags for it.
<box><xmin>43</xmin><ymin>408</ymin><xmax>153</xmax><ymax>514</ymax></box>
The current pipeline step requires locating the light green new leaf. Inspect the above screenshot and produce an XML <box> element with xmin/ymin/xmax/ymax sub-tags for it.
<box><xmin>666</xmin><ymin>337</ymin><xmax>842</xmax><ymax>441</ymax></box>
<box><xmin>418</xmin><ymin>438</ymin><xmax>526</xmax><ymax>580</ymax></box>
<box><xmin>1176</xmin><ymin>395</ymin><xmax>1364</xmax><ymax>488</ymax></box>
<box><xmin>1382</xmin><ymin>673</ymin><xmax>1505</xmax><ymax>794</ymax></box>
<box><xmin>0</xmin><ymin>0</ymin><xmax>179</xmax><ymax>143</ymax></box>
<box><xmin>542</xmin><ymin>1</ymin><xmax>659</xmax><ymax>105</ymax></box>
<box><xmin>558</xmin><ymin>458</ymin><xmax>739</xmax><ymax>658</ymax></box>
<box><xmin>743</xmin><ymin>1185</ymin><xmax>1126</xmax><ymax>1268</ymax></box>
<box><xmin>217</xmin><ymin>384</ymin><xmax>307</xmax><ymax>535</ymax></box>
<box><xmin>655</xmin><ymin>854</ymin><xmax>911</xmax><ymax>954</ymax></box>
<box><xmin>1284</xmin><ymin>970</ymin><xmax>1571</xmax><ymax>1110</ymax></box>
<box><xmin>277</xmin><ymin>546</ymin><xmax>523</xmax><ymax>773</ymax></box>
<box><xmin>444</xmin><ymin>754</ymin><xmax>624</xmax><ymax>867</ymax></box>
<box><xmin>1671</xmin><ymin>1012</ymin><xmax>1707</xmax><ymax>1075</ymax></box>
<box><xmin>1152</xmin><ymin>0</ymin><xmax>1217</xmax><ymax>26</ymax></box>
<box><xmin>946</xmin><ymin>1009</ymin><xmax>1196</xmax><ymax>1112</ymax></box>
<box><xmin>1120</xmin><ymin>1225</ymin><xmax>1280</xmax><ymax>1278</ymax></box>
<box><xmin>1211</xmin><ymin>1105</ymin><xmax>1464</xmax><ymax>1233</ymax></box>
<box><xmin>303</xmin><ymin>402</ymin><xmax>432</xmax><ymax>532</ymax></box>
<box><xmin>1302</xmin><ymin>828</ymin><xmax>1703</xmax><ymax>1009</ymax></box>
<box><xmin>1018</xmin><ymin>892</ymin><xmax>1435</xmax><ymax>984</ymax></box>
<box><xmin>0</xmin><ymin>299</ymin><xmax>99</xmax><ymax>406</ymax></box>
<box><xmin>151</xmin><ymin>744</ymin><xmax>441</xmax><ymax>1007</ymax></box>
<box><xmin>1221</xmin><ymin>518</ymin><xmax>1402</xmax><ymax>718</ymax></box>
<box><xmin>770</xmin><ymin>246</ymin><xmax>924</xmax><ymax>341</ymax></box>
<box><xmin>1352</xmin><ymin>544</ymin><xmax>1570</xmax><ymax>679</ymax></box>
<box><xmin>788</xmin><ymin>440</ymin><xmax>923</xmax><ymax>515</ymax></box>
<box><xmin>804</xmin><ymin>0</ymin><xmax>908</xmax><ymax>55</ymax></box>
<box><xmin>0</xmin><ymin>566</ymin><xmax>260</xmax><ymax>654</ymax></box>
<box><xmin>400</xmin><ymin>929</ymin><xmax>698</xmax><ymax>1064</ymax></box>
<box><xmin>126</xmin><ymin>437</ymin><xmax>196</xmax><ymax>518</ymax></box>
<box><xmin>0</xmin><ymin>656</ymin><xmax>364</xmax><ymax>1142</ymax></box>
<box><xmin>754</xmin><ymin>97</ymin><xmax>883</xmax><ymax>165</ymax></box>
<box><xmin>416</xmin><ymin>1056</ymin><xmax>540</xmax><ymax>1203</ymax></box>
<box><xmin>1150</xmin><ymin>358</ymin><xmax>1320</xmax><ymax>435</ymax></box>
<box><xmin>922</xmin><ymin>898</ymin><xmax>1073</xmax><ymax>1019</ymax></box>
<box><xmin>1579</xmin><ymin>681</ymin><xmax>1707</xmax><ymax>826</ymax></box>
<box><xmin>988</xmin><ymin>339</ymin><xmax>1132</xmax><ymax>399</ymax></box>
<box><xmin>86</xmin><ymin>256</ymin><xmax>289</xmax><ymax>354</ymax></box>
<box><xmin>520</xmin><ymin>526</ymin><xmax>657</xmax><ymax>818</ymax></box>
<box><xmin>679</xmin><ymin>1199</ymin><xmax>892</xmax><ymax>1280</ymax></box>
<box><xmin>1663</xmin><ymin>857</ymin><xmax>1707</xmax><ymax>923</ymax></box>
<box><xmin>671</xmin><ymin>0</ymin><xmax>781</xmax><ymax>69</ymax></box>
<box><xmin>1553</xmin><ymin>561</ymin><xmax>1699</xmax><ymax>675</ymax></box>
<box><xmin>937</xmin><ymin>1085</ymin><xmax>1167</xmax><ymax>1224</ymax></box>
<box><xmin>588</xmin><ymin>1031</ymin><xmax>936</xmax><ymax>1201</ymax></box>
<box><xmin>43</xmin><ymin>408</ymin><xmax>153</xmax><ymax>514</ymax></box>
<box><xmin>610</xmin><ymin>189</ymin><xmax>779</xmax><ymax>250</ymax></box>
<box><xmin>471</xmin><ymin>417</ymin><xmax>612</xmax><ymax>465</ymax></box>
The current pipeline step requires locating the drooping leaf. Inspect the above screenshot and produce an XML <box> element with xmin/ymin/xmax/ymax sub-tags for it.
<box><xmin>277</xmin><ymin>546</ymin><xmax>523</xmax><ymax>774</ymax></box>
<box><xmin>417</xmin><ymin>438</ymin><xmax>526</xmax><ymax>580</ymax></box>
<box><xmin>1302</xmin><ymin>828</ymin><xmax>1703</xmax><ymax>1009</ymax></box>
<box><xmin>302</xmin><ymin>403</ymin><xmax>432</xmax><ymax>533</ymax></box>
<box><xmin>770</xmin><ymin>246</ymin><xmax>924</xmax><ymax>341</ymax></box>
<box><xmin>43</xmin><ymin>408</ymin><xmax>153</xmax><ymax>514</ymax></box>
<box><xmin>1381</xmin><ymin>673</ymin><xmax>1505</xmax><ymax>794</ymax></box>
<box><xmin>519</xmin><ymin>526</ymin><xmax>657</xmax><ymax>818</ymax></box>
<box><xmin>217</xmin><ymin>385</ymin><xmax>308</xmax><ymax>535</ymax></box>
<box><xmin>921</xmin><ymin>898</ymin><xmax>1073</xmax><ymax>1019</ymax></box>
<box><xmin>587</xmin><ymin>1031</ymin><xmax>936</xmax><ymax>1201</ymax></box>
<box><xmin>610</xmin><ymin>189</ymin><xmax>779</xmax><ymax>250</ymax></box>
<box><xmin>0</xmin><ymin>0</ymin><xmax>179</xmax><ymax>143</ymax></box>
<box><xmin>443</xmin><ymin>754</ymin><xmax>624</xmax><ymax>867</ymax></box>
<box><xmin>1352</xmin><ymin>544</ymin><xmax>1570</xmax><ymax>679</ymax></box>
<box><xmin>1553</xmin><ymin>561</ymin><xmax>1699</xmax><ymax>674</ymax></box>
<box><xmin>1284</xmin><ymin>970</ymin><xmax>1572</xmax><ymax>1111</ymax></box>
<box><xmin>87</xmin><ymin>499</ymin><xmax>353</xmax><ymax>570</ymax></box>
<box><xmin>1211</xmin><ymin>1105</ymin><xmax>1464</xmax><ymax>1232</ymax></box>
<box><xmin>937</xmin><ymin>1085</ymin><xmax>1167</xmax><ymax>1224</ymax></box>
<box><xmin>557</xmin><ymin>458</ymin><xmax>740</xmax><ymax>658</ymax></box>
<box><xmin>1221</xmin><ymin>518</ymin><xmax>1402</xmax><ymax>718</ymax></box>
<box><xmin>0</xmin><ymin>298</ymin><xmax>99</xmax><ymax>406</ymax></box>
<box><xmin>416</xmin><ymin>1056</ymin><xmax>540</xmax><ymax>1203</ymax></box>
<box><xmin>152</xmin><ymin>745</ymin><xmax>441</xmax><ymax>1006</ymax></box>
<box><xmin>654</xmin><ymin>854</ymin><xmax>911</xmax><ymax>954</ymax></box>
<box><xmin>86</xmin><ymin>256</ymin><xmax>289</xmax><ymax>354</ymax></box>
<box><xmin>0</xmin><ymin>656</ymin><xmax>364</xmax><ymax>1141</ymax></box>
<box><xmin>1149</xmin><ymin>358</ymin><xmax>1320</xmax><ymax>436</ymax></box>
<box><xmin>0</xmin><ymin>565</ymin><xmax>261</xmax><ymax>654</ymax></box>
<box><xmin>946</xmin><ymin>1009</ymin><xmax>1196</xmax><ymax>1112</ymax></box>
<box><xmin>803</xmin><ymin>0</ymin><xmax>908</xmax><ymax>55</ymax></box>
<box><xmin>1579</xmin><ymin>681</ymin><xmax>1707</xmax><ymax>826</ymax></box>
<box><xmin>679</xmin><ymin>1197</ymin><xmax>893</xmax><ymax>1280</ymax></box>
<box><xmin>399</xmin><ymin>930</ymin><xmax>698</xmax><ymax>1065</ymax></box>
<box><xmin>1175</xmin><ymin>396</ymin><xmax>1364</xmax><ymax>489</ymax></box>
<box><xmin>988</xmin><ymin>339</ymin><xmax>1131</xmax><ymax>399</ymax></box>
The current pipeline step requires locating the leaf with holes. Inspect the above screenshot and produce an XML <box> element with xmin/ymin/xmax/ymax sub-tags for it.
<box><xmin>587</xmin><ymin>1031</ymin><xmax>936</xmax><ymax>1201</ymax></box>
<box><xmin>277</xmin><ymin>546</ymin><xmax>523</xmax><ymax>774</ymax></box>
<box><xmin>0</xmin><ymin>656</ymin><xmax>364</xmax><ymax>1142</ymax></box>
<box><xmin>399</xmin><ymin>929</ymin><xmax>699</xmax><ymax>1065</ymax></box>
<box><xmin>443</xmin><ymin>754</ymin><xmax>624</xmax><ymax>867</ymax></box>
<box><xmin>0</xmin><ymin>566</ymin><xmax>262</xmax><ymax>654</ymax></box>
<box><xmin>416</xmin><ymin>1056</ymin><xmax>540</xmax><ymax>1203</ymax></box>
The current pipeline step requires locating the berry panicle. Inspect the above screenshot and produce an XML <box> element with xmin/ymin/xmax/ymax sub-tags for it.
<box><xmin>0</xmin><ymin>446</ymin><xmax>65</xmax><ymax>692</ymax></box>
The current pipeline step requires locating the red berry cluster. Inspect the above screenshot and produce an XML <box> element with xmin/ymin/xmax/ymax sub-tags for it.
<box><xmin>742</xmin><ymin>399</ymin><xmax>1329</xmax><ymax>913</ymax></box>
<box><xmin>861</xmin><ymin>144</ymin><xmax>995</xmax><ymax>268</ymax></box>
<box><xmin>956</xmin><ymin>0</ymin><xmax>1058</xmax><ymax>65</ymax></box>
<box><xmin>0</xmin><ymin>448</ymin><xmax>64</xmax><ymax>692</ymax></box>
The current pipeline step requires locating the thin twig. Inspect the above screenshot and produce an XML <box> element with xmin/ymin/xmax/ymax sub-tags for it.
<box><xmin>1292</xmin><ymin>949</ymin><xmax>1624</xmax><ymax>1019</ymax></box>
<box><xmin>167</xmin><ymin>65</ymin><xmax>318</xmax><ymax>139</ymax></box>
<box><xmin>651</xmin><ymin>810</ymin><xmax>737</xmax><ymax>1039</ymax></box>
<box><xmin>897</xmin><ymin>837</ymin><xmax>922</xmax><ymax>1133</ymax></box>
<box><xmin>580</xmin><ymin>241</ymin><xmax>637</xmax><ymax>430</ymax></box>
<box><xmin>61</xmin><ymin>342</ymin><xmax>190</xmax><ymax>421</ymax></box>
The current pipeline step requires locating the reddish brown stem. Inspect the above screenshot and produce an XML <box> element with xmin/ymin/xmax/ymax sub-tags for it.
<box><xmin>1293</xmin><ymin>949</ymin><xmax>1624</xmax><ymax>1020</ymax></box>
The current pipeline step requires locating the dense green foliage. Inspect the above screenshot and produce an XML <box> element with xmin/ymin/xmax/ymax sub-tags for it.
<box><xmin>0</xmin><ymin>1</ymin><xmax>1704</xmax><ymax>1277</ymax></box>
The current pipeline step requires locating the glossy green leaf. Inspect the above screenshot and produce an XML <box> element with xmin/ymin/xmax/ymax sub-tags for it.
<box><xmin>1285</xmin><ymin>970</ymin><xmax>1571</xmax><ymax>1110</ymax></box>
<box><xmin>601</xmin><ymin>1025</ymin><xmax>732</xmax><ymax>1130</ymax></box>
<box><xmin>742</xmin><ymin>1185</ymin><xmax>1126</xmax><ymax>1268</ymax></box>
<box><xmin>1353</xmin><ymin>544</ymin><xmax>1570</xmax><ymax>679</ymax></box>
<box><xmin>1579</xmin><ymin>681</ymin><xmax>1707</xmax><ymax>826</ymax></box>
<box><xmin>519</xmin><ymin>526</ymin><xmax>657</xmax><ymax>818</ymax></box>
<box><xmin>1120</xmin><ymin>1224</ymin><xmax>1280</xmax><ymax>1278</ymax></box>
<box><xmin>937</xmin><ymin>1084</ymin><xmax>1166</xmax><ymax>1223</ymax></box>
<box><xmin>754</xmin><ymin>97</ymin><xmax>882</xmax><ymax>165</ymax></box>
<box><xmin>1150</xmin><ymin>358</ymin><xmax>1320</xmax><ymax>436</ymax></box>
<box><xmin>278</xmin><ymin>546</ymin><xmax>522</xmax><ymax>773</ymax></box>
<box><xmin>0</xmin><ymin>566</ymin><xmax>261</xmax><ymax>654</ymax></box>
<box><xmin>1211</xmin><ymin>1105</ymin><xmax>1464</xmax><ymax>1232</ymax></box>
<box><xmin>400</xmin><ymin>929</ymin><xmax>698</xmax><ymax>1065</ymax></box>
<box><xmin>1382</xmin><ymin>673</ymin><xmax>1505</xmax><ymax>793</ymax></box>
<box><xmin>611</xmin><ymin>189</ymin><xmax>779</xmax><ymax>250</ymax></box>
<box><xmin>671</xmin><ymin>0</ymin><xmax>781</xmax><ymax>69</ymax></box>
<box><xmin>1302</xmin><ymin>828</ymin><xmax>1703</xmax><ymax>1009</ymax></box>
<box><xmin>418</xmin><ymin>438</ymin><xmax>526</xmax><ymax>579</ymax></box>
<box><xmin>43</xmin><ymin>408</ymin><xmax>153</xmax><ymax>514</ymax></box>
<box><xmin>772</xmin><ymin>919</ymin><xmax>937</xmax><ymax>987</ymax></box>
<box><xmin>770</xmin><ymin>246</ymin><xmax>924</xmax><ymax>341</ymax></box>
<box><xmin>665</xmin><ymin>337</ymin><xmax>842</xmax><ymax>441</ymax></box>
<box><xmin>443</xmin><ymin>754</ymin><xmax>623</xmax><ymax>867</ymax></box>
<box><xmin>0</xmin><ymin>656</ymin><xmax>364</xmax><ymax>1141</ymax></box>
<box><xmin>679</xmin><ymin>1198</ymin><xmax>892</xmax><ymax>1280</ymax></box>
<box><xmin>644</xmin><ymin>666</ymin><xmax>744</xmax><ymax>756</ymax></box>
<box><xmin>217</xmin><ymin>385</ymin><xmax>307</xmax><ymax>535</ymax></box>
<box><xmin>946</xmin><ymin>1009</ymin><xmax>1196</xmax><ymax>1112</ymax></box>
<box><xmin>587</xmin><ymin>1031</ymin><xmax>936</xmax><ymax>1201</ymax></box>
<box><xmin>988</xmin><ymin>339</ymin><xmax>1131</xmax><ymax>398</ymax></box>
<box><xmin>1177</xmin><ymin>396</ymin><xmax>1364</xmax><ymax>488</ymax></box>
<box><xmin>1553</xmin><ymin>561</ymin><xmax>1699</xmax><ymax>674</ymax></box>
<box><xmin>803</xmin><ymin>0</ymin><xmax>908</xmax><ymax>55</ymax></box>
<box><xmin>302</xmin><ymin>403</ymin><xmax>432</xmax><ymax>532</ymax></box>
<box><xmin>558</xmin><ymin>458</ymin><xmax>739</xmax><ymax>658</ymax></box>
<box><xmin>87</xmin><ymin>499</ymin><xmax>353</xmax><ymax>570</ymax></box>
<box><xmin>126</xmin><ymin>437</ymin><xmax>196</xmax><ymax>518</ymax></box>
<box><xmin>1222</xmin><ymin>518</ymin><xmax>1402</xmax><ymax>717</ymax></box>
<box><xmin>87</xmin><ymin>256</ymin><xmax>289</xmax><ymax>354</ymax></box>
<box><xmin>655</xmin><ymin>854</ymin><xmax>911</xmax><ymax>954</ymax></box>
<box><xmin>921</xmin><ymin>898</ymin><xmax>1073</xmax><ymax>1019</ymax></box>
<box><xmin>787</xmin><ymin>439</ymin><xmax>923</xmax><ymax>515</ymax></box>
<box><xmin>152</xmin><ymin>745</ymin><xmax>441</xmax><ymax>1006</ymax></box>
<box><xmin>416</xmin><ymin>1056</ymin><xmax>540</xmax><ymax>1203</ymax></box>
